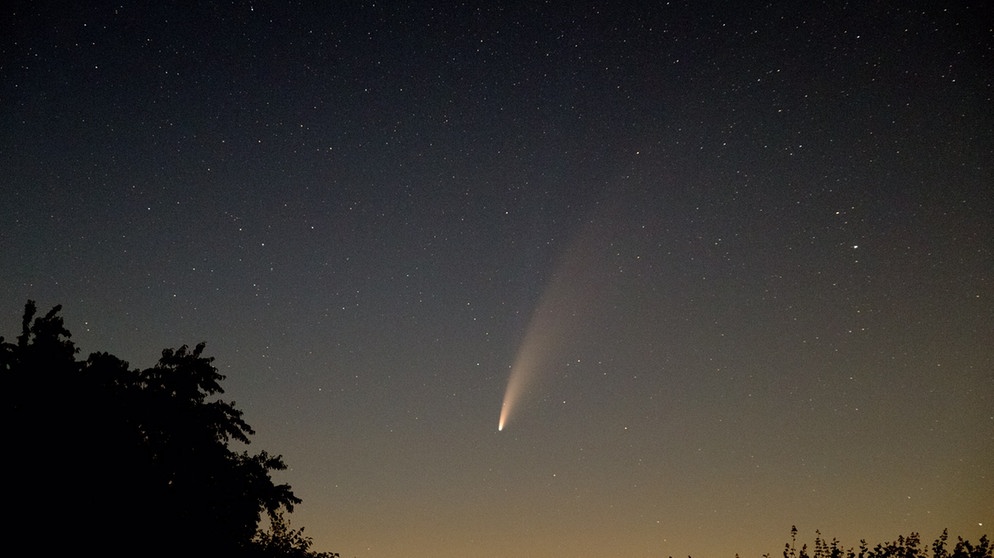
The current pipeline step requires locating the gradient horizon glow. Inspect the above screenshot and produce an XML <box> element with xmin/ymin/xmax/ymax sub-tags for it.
<box><xmin>3</xmin><ymin>3</ymin><xmax>991</xmax><ymax>556</ymax></box>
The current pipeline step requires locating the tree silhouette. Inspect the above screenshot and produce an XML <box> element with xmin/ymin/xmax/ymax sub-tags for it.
<box><xmin>1</xmin><ymin>301</ymin><xmax>336</xmax><ymax>557</ymax></box>
<box><xmin>774</xmin><ymin>526</ymin><xmax>991</xmax><ymax>558</ymax></box>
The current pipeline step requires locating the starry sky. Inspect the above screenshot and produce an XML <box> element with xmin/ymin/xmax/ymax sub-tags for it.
<box><xmin>2</xmin><ymin>2</ymin><xmax>992</xmax><ymax>556</ymax></box>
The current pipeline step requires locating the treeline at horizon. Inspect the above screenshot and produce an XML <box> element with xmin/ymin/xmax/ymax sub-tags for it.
<box><xmin>724</xmin><ymin>526</ymin><xmax>992</xmax><ymax>558</ymax></box>
<box><xmin>2</xmin><ymin>301</ymin><xmax>987</xmax><ymax>558</ymax></box>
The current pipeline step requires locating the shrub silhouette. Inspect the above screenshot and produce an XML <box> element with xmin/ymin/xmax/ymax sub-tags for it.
<box><xmin>773</xmin><ymin>525</ymin><xmax>991</xmax><ymax>558</ymax></box>
<box><xmin>1</xmin><ymin>301</ymin><xmax>336</xmax><ymax>557</ymax></box>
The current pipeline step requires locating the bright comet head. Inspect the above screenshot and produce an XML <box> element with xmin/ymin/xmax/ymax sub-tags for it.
<box><xmin>498</xmin><ymin>404</ymin><xmax>507</xmax><ymax>432</ymax></box>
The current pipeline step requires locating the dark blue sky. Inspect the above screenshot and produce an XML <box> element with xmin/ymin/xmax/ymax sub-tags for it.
<box><xmin>2</xmin><ymin>2</ymin><xmax>991</xmax><ymax>556</ymax></box>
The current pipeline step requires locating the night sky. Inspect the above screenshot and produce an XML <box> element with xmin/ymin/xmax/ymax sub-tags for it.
<box><xmin>2</xmin><ymin>2</ymin><xmax>992</xmax><ymax>557</ymax></box>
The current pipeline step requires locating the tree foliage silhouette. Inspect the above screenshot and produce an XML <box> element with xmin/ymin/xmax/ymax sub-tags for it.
<box><xmin>775</xmin><ymin>526</ymin><xmax>991</xmax><ymax>558</ymax></box>
<box><xmin>1</xmin><ymin>301</ymin><xmax>336</xmax><ymax>557</ymax></box>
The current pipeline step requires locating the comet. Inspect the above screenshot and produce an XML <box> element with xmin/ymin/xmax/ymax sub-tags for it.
<box><xmin>497</xmin><ymin>207</ymin><xmax>617</xmax><ymax>432</ymax></box>
<box><xmin>498</xmin><ymin>317</ymin><xmax>551</xmax><ymax>431</ymax></box>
